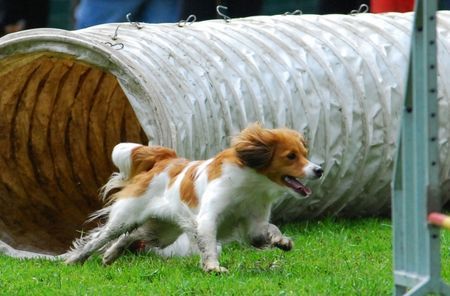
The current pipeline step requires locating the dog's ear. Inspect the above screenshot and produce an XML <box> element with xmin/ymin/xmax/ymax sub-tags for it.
<box><xmin>232</xmin><ymin>123</ymin><xmax>275</xmax><ymax>169</ymax></box>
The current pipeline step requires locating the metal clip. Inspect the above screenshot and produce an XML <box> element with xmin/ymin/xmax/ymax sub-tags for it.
<box><xmin>350</xmin><ymin>4</ymin><xmax>369</xmax><ymax>15</ymax></box>
<box><xmin>178</xmin><ymin>14</ymin><xmax>197</xmax><ymax>27</ymax></box>
<box><xmin>111</xmin><ymin>24</ymin><xmax>120</xmax><ymax>40</ymax></box>
<box><xmin>104</xmin><ymin>41</ymin><xmax>124</xmax><ymax>50</ymax></box>
<box><xmin>126</xmin><ymin>12</ymin><xmax>143</xmax><ymax>29</ymax></box>
<box><xmin>283</xmin><ymin>10</ymin><xmax>302</xmax><ymax>16</ymax></box>
<box><xmin>216</xmin><ymin>5</ymin><xmax>231</xmax><ymax>23</ymax></box>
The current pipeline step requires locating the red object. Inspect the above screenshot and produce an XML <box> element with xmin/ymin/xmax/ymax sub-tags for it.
<box><xmin>428</xmin><ymin>212</ymin><xmax>447</xmax><ymax>226</ymax></box>
<box><xmin>371</xmin><ymin>0</ymin><xmax>414</xmax><ymax>13</ymax></box>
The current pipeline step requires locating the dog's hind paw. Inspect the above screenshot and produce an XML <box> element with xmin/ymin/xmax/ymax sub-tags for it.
<box><xmin>102</xmin><ymin>251</ymin><xmax>121</xmax><ymax>266</ymax></box>
<box><xmin>273</xmin><ymin>237</ymin><xmax>293</xmax><ymax>251</ymax></box>
<box><xmin>64</xmin><ymin>254</ymin><xmax>86</xmax><ymax>265</ymax></box>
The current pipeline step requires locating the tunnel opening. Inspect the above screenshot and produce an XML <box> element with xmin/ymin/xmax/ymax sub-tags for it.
<box><xmin>0</xmin><ymin>54</ymin><xmax>148</xmax><ymax>254</ymax></box>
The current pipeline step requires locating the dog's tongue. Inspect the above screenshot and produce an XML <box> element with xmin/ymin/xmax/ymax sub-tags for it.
<box><xmin>283</xmin><ymin>176</ymin><xmax>312</xmax><ymax>197</ymax></box>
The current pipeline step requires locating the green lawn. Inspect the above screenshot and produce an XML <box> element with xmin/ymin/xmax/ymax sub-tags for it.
<box><xmin>1</xmin><ymin>218</ymin><xmax>448</xmax><ymax>295</ymax></box>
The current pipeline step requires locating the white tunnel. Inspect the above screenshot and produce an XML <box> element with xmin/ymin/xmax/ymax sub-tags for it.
<box><xmin>0</xmin><ymin>11</ymin><xmax>450</xmax><ymax>254</ymax></box>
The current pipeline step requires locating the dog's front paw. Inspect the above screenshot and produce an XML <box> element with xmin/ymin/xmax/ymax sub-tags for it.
<box><xmin>203</xmin><ymin>262</ymin><xmax>228</xmax><ymax>273</ymax></box>
<box><xmin>273</xmin><ymin>236</ymin><xmax>293</xmax><ymax>251</ymax></box>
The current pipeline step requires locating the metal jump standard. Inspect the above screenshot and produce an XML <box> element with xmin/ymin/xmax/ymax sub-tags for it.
<box><xmin>392</xmin><ymin>0</ymin><xmax>450</xmax><ymax>295</ymax></box>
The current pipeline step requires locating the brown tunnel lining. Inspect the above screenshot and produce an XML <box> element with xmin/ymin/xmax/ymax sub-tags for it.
<box><xmin>0</xmin><ymin>55</ymin><xmax>148</xmax><ymax>254</ymax></box>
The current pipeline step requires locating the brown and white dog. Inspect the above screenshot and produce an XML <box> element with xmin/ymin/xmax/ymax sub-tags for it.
<box><xmin>65</xmin><ymin>123</ymin><xmax>323</xmax><ymax>272</ymax></box>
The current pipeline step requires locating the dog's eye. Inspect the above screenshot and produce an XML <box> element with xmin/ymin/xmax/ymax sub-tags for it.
<box><xmin>287</xmin><ymin>152</ymin><xmax>297</xmax><ymax>160</ymax></box>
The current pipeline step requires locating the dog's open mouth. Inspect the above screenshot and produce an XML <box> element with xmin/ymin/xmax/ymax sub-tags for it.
<box><xmin>283</xmin><ymin>176</ymin><xmax>312</xmax><ymax>197</ymax></box>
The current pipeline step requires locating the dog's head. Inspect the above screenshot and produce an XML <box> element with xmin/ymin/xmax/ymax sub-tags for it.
<box><xmin>232</xmin><ymin>123</ymin><xmax>322</xmax><ymax>197</ymax></box>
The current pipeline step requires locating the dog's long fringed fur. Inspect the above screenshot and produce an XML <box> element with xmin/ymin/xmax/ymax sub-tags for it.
<box><xmin>65</xmin><ymin>124</ymin><xmax>323</xmax><ymax>272</ymax></box>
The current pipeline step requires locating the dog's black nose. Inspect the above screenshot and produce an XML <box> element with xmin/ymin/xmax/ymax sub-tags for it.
<box><xmin>314</xmin><ymin>167</ymin><xmax>323</xmax><ymax>178</ymax></box>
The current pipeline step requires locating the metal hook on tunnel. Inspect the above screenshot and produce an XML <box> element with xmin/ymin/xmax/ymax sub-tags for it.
<box><xmin>216</xmin><ymin>5</ymin><xmax>231</xmax><ymax>23</ymax></box>
<box><xmin>104</xmin><ymin>41</ymin><xmax>124</xmax><ymax>50</ymax></box>
<box><xmin>350</xmin><ymin>4</ymin><xmax>369</xmax><ymax>15</ymax></box>
<box><xmin>111</xmin><ymin>24</ymin><xmax>121</xmax><ymax>40</ymax></box>
<box><xmin>126</xmin><ymin>12</ymin><xmax>143</xmax><ymax>29</ymax></box>
<box><xmin>178</xmin><ymin>14</ymin><xmax>197</xmax><ymax>27</ymax></box>
<box><xmin>283</xmin><ymin>9</ymin><xmax>303</xmax><ymax>16</ymax></box>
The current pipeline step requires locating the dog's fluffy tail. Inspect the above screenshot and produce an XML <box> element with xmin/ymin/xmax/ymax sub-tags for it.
<box><xmin>100</xmin><ymin>143</ymin><xmax>178</xmax><ymax>201</ymax></box>
<box><xmin>100</xmin><ymin>143</ymin><xmax>143</xmax><ymax>201</ymax></box>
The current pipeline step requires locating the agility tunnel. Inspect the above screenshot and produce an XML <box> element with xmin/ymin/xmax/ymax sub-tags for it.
<box><xmin>1</xmin><ymin>11</ymin><xmax>450</xmax><ymax>255</ymax></box>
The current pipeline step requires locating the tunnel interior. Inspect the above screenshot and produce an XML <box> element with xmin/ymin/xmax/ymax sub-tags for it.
<box><xmin>0</xmin><ymin>54</ymin><xmax>148</xmax><ymax>254</ymax></box>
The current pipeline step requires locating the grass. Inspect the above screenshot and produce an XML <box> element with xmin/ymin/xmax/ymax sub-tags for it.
<box><xmin>1</xmin><ymin>218</ymin><xmax>448</xmax><ymax>295</ymax></box>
